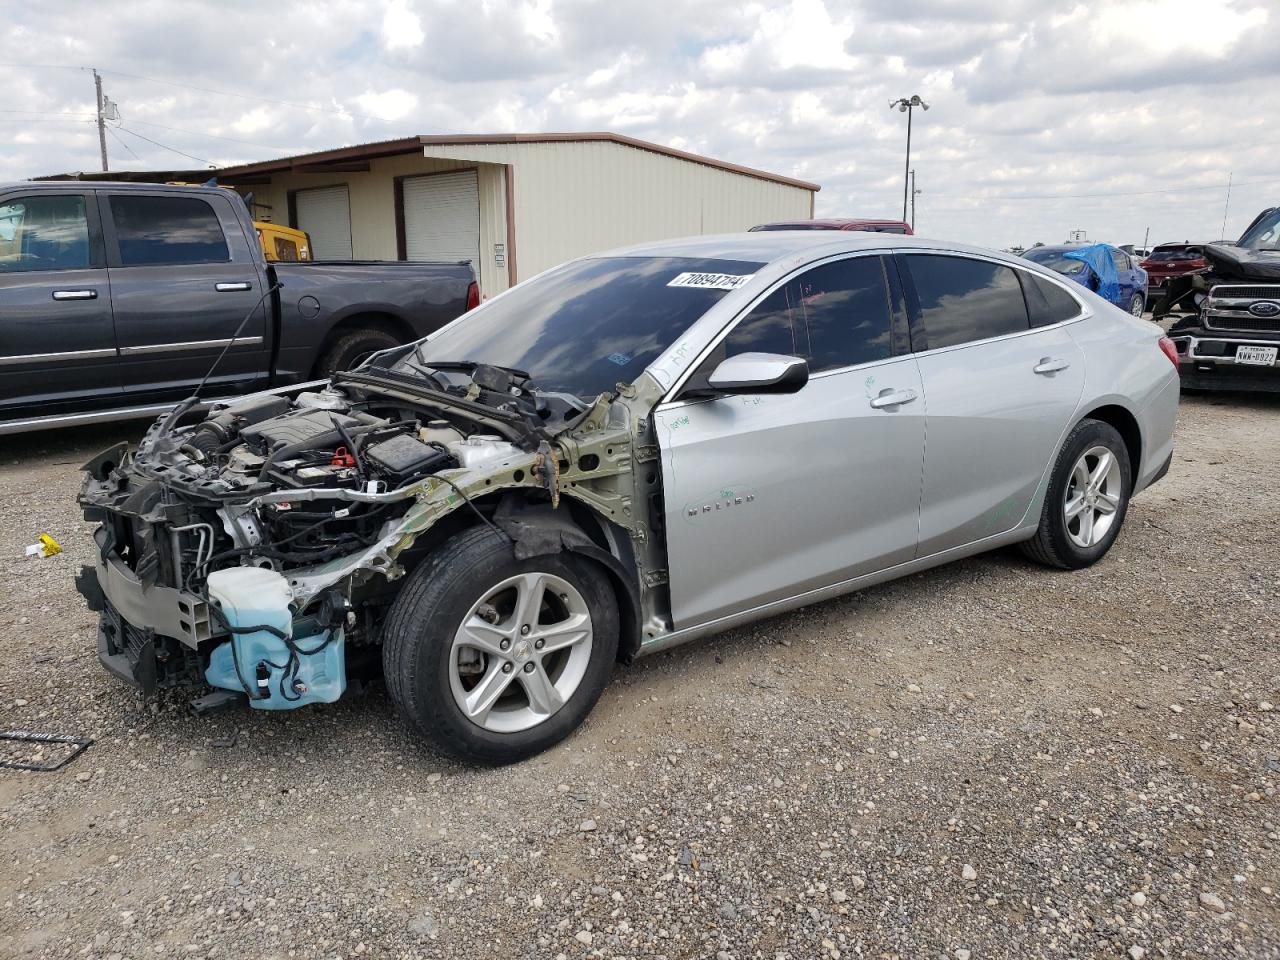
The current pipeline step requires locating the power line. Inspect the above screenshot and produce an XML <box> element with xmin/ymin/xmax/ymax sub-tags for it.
<box><xmin>928</xmin><ymin>175</ymin><xmax>1280</xmax><ymax>202</ymax></box>
<box><xmin>111</xmin><ymin>128</ymin><xmax>208</xmax><ymax>165</ymax></box>
<box><xmin>97</xmin><ymin>68</ymin><xmax>397</xmax><ymax>125</ymax></box>
<box><xmin>105</xmin><ymin>124</ymin><xmax>141</xmax><ymax>161</ymax></box>
<box><xmin>120</xmin><ymin>118</ymin><xmax>288</xmax><ymax>151</ymax></box>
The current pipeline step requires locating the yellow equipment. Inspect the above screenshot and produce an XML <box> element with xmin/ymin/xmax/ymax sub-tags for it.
<box><xmin>166</xmin><ymin>182</ymin><xmax>312</xmax><ymax>262</ymax></box>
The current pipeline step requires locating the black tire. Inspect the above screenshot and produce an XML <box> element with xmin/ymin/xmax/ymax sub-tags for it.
<box><xmin>382</xmin><ymin>526</ymin><xmax>619</xmax><ymax>764</ymax></box>
<box><xmin>1020</xmin><ymin>418</ymin><xmax>1132</xmax><ymax>570</ymax></box>
<box><xmin>1129</xmin><ymin>294</ymin><xmax>1145</xmax><ymax>317</ymax></box>
<box><xmin>314</xmin><ymin>327</ymin><xmax>401</xmax><ymax>378</ymax></box>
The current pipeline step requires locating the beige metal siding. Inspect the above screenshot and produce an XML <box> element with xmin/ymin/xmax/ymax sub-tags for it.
<box><xmin>247</xmin><ymin>153</ymin><xmax>510</xmax><ymax>296</ymax></box>
<box><xmin>421</xmin><ymin>140</ymin><xmax>813</xmax><ymax>279</ymax></box>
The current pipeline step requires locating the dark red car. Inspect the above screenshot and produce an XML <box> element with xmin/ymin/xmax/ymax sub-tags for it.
<box><xmin>1139</xmin><ymin>243</ymin><xmax>1208</xmax><ymax>294</ymax></box>
<box><xmin>750</xmin><ymin>218</ymin><xmax>914</xmax><ymax>234</ymax></box>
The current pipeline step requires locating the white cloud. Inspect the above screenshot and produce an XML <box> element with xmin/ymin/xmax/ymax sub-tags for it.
<box><xmin>382</xmin><ymin>0</ymin><xmax>425</xmax><ymax>50</ymax></box>
<box><xmin>353</xmin><ymin>89</ymin><xmax>418</xmax><ymax>121</ymax></box>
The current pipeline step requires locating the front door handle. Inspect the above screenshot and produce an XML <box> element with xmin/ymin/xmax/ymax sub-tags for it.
<box><xmin>869</xmin><ymin>388</ymin><xmax>918</xmax><ymax>409</ymax></box>
<box><xmin>1033</xmin><ymin>357</ymin><xmax>1070</xmax><ymax>375</ymax></box>
<box><xmin>215</xmin><ymin>282</ymin><xmax>253</xmax><ymax>292</ymax></box>
<box><xmin>52</xmin><ymin>289</ymin><xmax>97</xmax><ymax>301</ymax></box>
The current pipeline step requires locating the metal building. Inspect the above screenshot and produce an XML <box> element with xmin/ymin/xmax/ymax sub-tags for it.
<box><xmin>216</xmin><ymin>134</ymin><xmax>819</xmax><ymax>297</ymax></box>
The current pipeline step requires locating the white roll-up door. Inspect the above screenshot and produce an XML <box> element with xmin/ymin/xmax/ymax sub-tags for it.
<box><xmin>294</xmin><ymin>185</ymin><xmax>352</xmax><ymax>261</ymax></box>
<box><xmin>402</xmin><ymin>171</ymin><xmax>480</xmax><ymax>268</ymax></box>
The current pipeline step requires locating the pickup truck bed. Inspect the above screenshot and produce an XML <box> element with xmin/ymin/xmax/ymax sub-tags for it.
<box><xmin>0</xmin><ymin>182</ymin><xmax>478</xmax><ymax>434</ymax></box>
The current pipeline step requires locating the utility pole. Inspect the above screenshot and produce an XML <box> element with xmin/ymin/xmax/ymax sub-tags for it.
<box><xmin>910</xmin><ymin>169</ymin><xmax>920</xmax><ymax>231</ymax></box>
<box><xmin>93</xmin><ymin>68</ymin><xmax>109</xmax><ymax>172</ymax></box>
<box><xmin>1220</xmin><ymin>171</ymin><xmax>1233</xmax><ymax>241</ymax></box>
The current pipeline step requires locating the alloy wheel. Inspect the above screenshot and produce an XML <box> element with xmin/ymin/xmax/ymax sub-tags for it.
<box><xmin>448</xmin><ymin>572</ymin><xmax>594</xmax><ymax>733</ymax></box>
<box><xmin>1063</xmin><ymin>445</ymin><xmax>1123</xmax><ymax>549</ymax></box>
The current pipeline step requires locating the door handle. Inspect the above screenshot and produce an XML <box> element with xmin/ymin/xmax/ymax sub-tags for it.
<box><xmin>869</xmin><ymin>388</ymin><xmax>918</xmax><ymax>409</ymax></box>
<box><xmin>215</xmin><ymin>282</ymin><xmax>253</xmax><ymax>292</ymax></box>
<box><xmin>1033</xmin><ymin>357</ymin><xmax>1071</xmax><ymax>375</ymax></box>
<box><xmin>52</xmin><ymin>289</ymin><xmax>97</xmax><ymax>301</ymax></box>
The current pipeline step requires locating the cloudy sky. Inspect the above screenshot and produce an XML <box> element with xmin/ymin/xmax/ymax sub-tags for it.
<box><xmin>4</xmin><ymin>0</ymin><xmax>1276</xmax><ymax>250</ymax></box>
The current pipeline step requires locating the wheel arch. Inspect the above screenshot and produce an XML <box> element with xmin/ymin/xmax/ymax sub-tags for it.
<box><xmin>1078</xmin><ymin>402</ymin><xmax>1143</xmax><ymax>481</ymax></box>
<box><xmin>390</xmin><ymin>491</ymin><xmax>643</xmax><ymax>665</ymax></box>
<box><xmin>311</xmin><ymin>310</ymin><xmax>417</xmax><ymax>376</ymax></box>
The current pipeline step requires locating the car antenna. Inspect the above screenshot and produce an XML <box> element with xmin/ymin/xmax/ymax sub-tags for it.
<box><xmin>156</xmin><ymin>281</ymin><xmax>282</xmax><ymax>437</ymax></box>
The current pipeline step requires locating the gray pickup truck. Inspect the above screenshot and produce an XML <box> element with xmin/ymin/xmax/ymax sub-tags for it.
<box><xmin>0</xmin><ymin>181</ymin><xmax>479</xmax><ymax>434</ymax></box>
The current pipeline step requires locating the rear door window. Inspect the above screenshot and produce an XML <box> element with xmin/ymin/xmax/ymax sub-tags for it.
<box><xmin>722</xmin><ymin>256</ymin><xmax>893</xmax><ymax>372</ymax></box>
<box><xmin>905</xmin><ymin>254</ymin><xmax>1030</xmax><ymax>349</ymax></box>
<box><xmin>0</xmin><ymin>195</ymin><xmax>90</xmax><ymax>273</ymax></box>
<box><xmin>1020</xmin><ymin>271</ymin><xmax>1082</xmax><ymax>327</ymax></box>
<box><xmin>1109</xmin><ymin>248</ymin><xmax>1130</xmax><ymax>270</ymax></box>
<box><xmin>108</xmin><ymin>195</ymin><xmax>229</xmax><ymax>266</ymax></box>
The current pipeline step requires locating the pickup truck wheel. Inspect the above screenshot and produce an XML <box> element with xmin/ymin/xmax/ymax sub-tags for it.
<box><xmin>382</xmin><ymin>526</ymin><xmax>619</xmax><ymax>764</ymax></box>
<box><xmin>315</xmin><ymin>328</ymin><xmax>401</xmax><ymax>377</ymax></box>
<box><xmin>1020</xmin><ymin>418</ymin><xmax>1132</xmax><ymax>570</ymax></box>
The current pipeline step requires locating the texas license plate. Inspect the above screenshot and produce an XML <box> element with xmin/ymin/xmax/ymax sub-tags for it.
<box><xmin>1236</xmin><ymin>345</ymin><xmax>1278</xmax><ymax>366</ymax></box>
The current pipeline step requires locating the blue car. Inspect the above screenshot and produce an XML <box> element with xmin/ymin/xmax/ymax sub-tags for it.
<box><xmin>1023</xmin><ymin>243</ymin><xmax>1149</xmax><ymax>316</ymax></box>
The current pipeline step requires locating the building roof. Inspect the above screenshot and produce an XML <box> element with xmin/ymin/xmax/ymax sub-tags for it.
<box><xmin>213</xmin><ymin>133</ymin><xmax>820</xmax><ymax>192</ymax></box>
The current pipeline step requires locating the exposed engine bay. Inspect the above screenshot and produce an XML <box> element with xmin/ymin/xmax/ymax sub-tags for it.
<box><xmin>77</xmin><ymin>349</ymin><xmax>667</xmax><ymax>711</ymax></box>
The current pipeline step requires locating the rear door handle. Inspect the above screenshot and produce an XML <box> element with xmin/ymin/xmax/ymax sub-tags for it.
<box><xmin>52</xmin><ymin>289</ymin><xmax>97</xmax><ymax>301</ymax></box>
<box><xmin>215</xmin><ymin>282</ymin><xmax>253</xmax><ymax>292</ymax></box>
<box><xmin>1033</xmin><ymin>357</ymin><xmax>1070</xmax><ymax>375</ymax></box>
<box><xmin>869</xmin><ymin>388</ymin><xmax>918</xmax><ymax>409</ymax></box>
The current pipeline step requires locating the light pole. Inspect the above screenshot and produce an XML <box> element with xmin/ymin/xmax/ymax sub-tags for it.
<box><xmin>889</xmin><ymin>94</ymin><xmax>928</xmax><ymax>222</ymax></box>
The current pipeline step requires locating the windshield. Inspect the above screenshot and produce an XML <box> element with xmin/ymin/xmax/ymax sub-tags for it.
<box><xmin>1022</xmin><ymin>249</ymin><xmax>1087</xmax><ymax>275</ymax></box>
<box><xmin>1239</xmin><ymin>208</ymin><xmax>1280</xmax><ymax>251</ymax></box>
<box><xmin>410</xmin><ymin>256</ymin><xmax>763</xmax><ymax>397</ymax></box>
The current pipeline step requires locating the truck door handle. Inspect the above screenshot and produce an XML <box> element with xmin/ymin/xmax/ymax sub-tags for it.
<box><xmin>869</xmin><ymin>388</ymin><xmax>918</xmax><ymax>409</ymax></box>
<box><xmin>1033</xmin><ymin>357</ymin><xmax>1070</xmax><ymax>375</ymax></box>
<box><xmin>215</xmin><ymin>282</ymin><xmax>253</xmax><ymax>292</ymax></box>
<box><xmin>52</xmin><ymin>289</ymin><xmax>97</xmax><ymax>301</ymax></box>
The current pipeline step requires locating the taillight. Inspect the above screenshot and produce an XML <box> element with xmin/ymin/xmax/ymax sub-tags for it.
<box><xmin>465</xmin><ymin>281</ymin><xmax>481</xmax><ymax>312</ymax></box>
<box><xmin>1158</xmin><ymin>336</ymin><xmax>1179</xmax><ymax>368</ymax></box>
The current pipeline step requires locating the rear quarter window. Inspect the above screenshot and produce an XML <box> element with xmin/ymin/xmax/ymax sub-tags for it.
<box><xmin>1020</xmin><ymin>271</ymin><xmax>1082</xmax><ymax>327</ymax></box>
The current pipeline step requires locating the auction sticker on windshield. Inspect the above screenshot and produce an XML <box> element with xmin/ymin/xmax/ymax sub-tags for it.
<box><xmin>1235</xmin><ymin>345</ymin><xmax>1278</xmax><ymax>366</ymax></box>
<box><xmin>668</xmin><ymin>272</ymin><xmax>756</xmax><ymax>290</ymax></box>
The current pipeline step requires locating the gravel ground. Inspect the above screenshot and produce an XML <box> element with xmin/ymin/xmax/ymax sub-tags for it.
<box><xmin>1</xmin><ymin>391</ymin><xmax>1278</xmax><ymax>960</ymax></box>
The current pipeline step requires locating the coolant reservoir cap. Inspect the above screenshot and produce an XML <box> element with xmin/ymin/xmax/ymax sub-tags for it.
<box><xmin>207</xmin><ymin>566</ymin><xmax>294</xmax><ymax>611</ymax></box>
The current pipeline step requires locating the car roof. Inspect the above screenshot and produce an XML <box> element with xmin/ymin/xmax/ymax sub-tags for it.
<box><xmin>764</xmin><ymin>218</ymin><xmax>908</xmax><ymax>228</ymax></box>
<box><xmin>596</xmin><ymin>231</ymin><xmax>1034</xmax><ymax>269</ymax></box>
<box><xmin>0</xmin><ymin>180</ymin><xmax>216</xmax><ymax>193</ymax></box>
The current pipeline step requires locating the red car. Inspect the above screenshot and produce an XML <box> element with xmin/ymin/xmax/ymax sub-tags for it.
<box><xmin>1139</xmin><ymin>243</ymin><xmax>1208</xmax><ymax>293</ymax></box>
<box><xmin>750</xmin><ymin>218</ymin><xmax>914</xmax><ymax>234</ymax></box>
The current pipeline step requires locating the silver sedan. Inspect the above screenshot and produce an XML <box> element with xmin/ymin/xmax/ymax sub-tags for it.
<box><xmin>377</xmin><ymin>230</ymin><xmax>1180</xmax><ymax>761</ymax></box>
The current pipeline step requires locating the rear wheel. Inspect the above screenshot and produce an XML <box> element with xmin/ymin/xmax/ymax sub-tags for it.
<box><xmin>383</xmin><ymin>527</ymin><xmax>619</xmax><ymax>764</ymax></box>
<box><xmin>1020</xmin><ymin>418</ymin><xmax>1132</xmax><ymax>569</ymax></box>
<box><xmin>315</xmin><ymin>327</ymin><xmax>401</xmax><ymax>377</ymax></box>
<box><xmin>1129</xmin><ymin>294</ymin><xmax>1145</xmax><ymax>317</ymax></box>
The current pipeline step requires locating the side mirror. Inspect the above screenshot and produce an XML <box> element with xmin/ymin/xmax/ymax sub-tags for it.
<box><xmin>706</xmin><ymin>352</ymin><xmax>809</xmax><ymax>395</ymax></box>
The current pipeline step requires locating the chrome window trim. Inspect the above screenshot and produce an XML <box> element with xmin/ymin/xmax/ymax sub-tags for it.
<box><xmin>660</xmin><ymin>248</ymin><xmax>899</xmax><ymax>402</ymax></box>
<box><xmin>0</xmin><ymin>347</ymin><xmax>117</xmax><ymax>366</ymax></box>
<box><xmin>657</xmin><ymin>247</ymin><xmax>1090</xmax><ymax>403</ymax></box>
<box><xmin>119</xmin><ymin>335</ymin><xmax>263</xmax><ymax>357</ymax></box>
<box><xmin>900</xmin><ymin>250</ymin><xmax>1089</xmax><ymax>360</ymax></box>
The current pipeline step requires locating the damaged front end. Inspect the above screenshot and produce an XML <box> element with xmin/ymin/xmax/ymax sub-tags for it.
<box><xmin>76</xmin><ymin>352</ymin><xmax>666</xmax><ymax>711</ymax></box>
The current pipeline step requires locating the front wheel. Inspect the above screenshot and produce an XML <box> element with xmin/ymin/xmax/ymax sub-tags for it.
<box><xmin>1020</xmin><ymin>418</ymin><xmax>1132</xmax><ymax>569</ymax></box>
<box><xmin>382</xmin><ymin>527</ymin><xmax>619</xmax><ymax>763</ymax></box>
<box><xmin>1129</xmin><ymin>294</ymin><xmax>1145</xmax><ymax>317</ymax></box>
